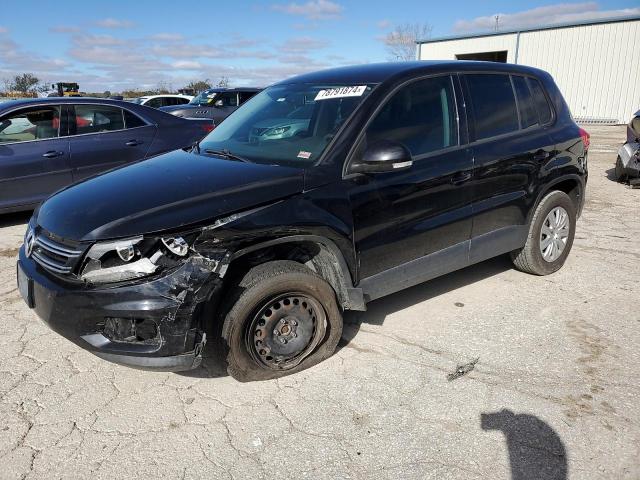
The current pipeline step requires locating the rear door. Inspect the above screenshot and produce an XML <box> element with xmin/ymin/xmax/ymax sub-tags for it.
<box><xmin>67</xmin><ymin>104</ymin><xmax>156</xmax><ymax>182</ymax></box>
<box><xmin>0</xmin><ymin>104</ymin><xmax>72</xmax><ymax>210</ymax></box>
<box><xmin>348</xmin><ymin>75</ymin><xmax>474</xmax><ymax>284</ymax></box>
<box><xmin>463</xmin><ymin>72</ymin><xmax>556</xmax><ymax>263</ymax></box>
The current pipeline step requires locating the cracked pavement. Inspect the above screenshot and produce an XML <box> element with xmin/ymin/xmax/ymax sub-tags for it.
<box><xmin>1</xmin><ymin>126</ymin><xmax>639</xmax><ymax>479</ymax></box>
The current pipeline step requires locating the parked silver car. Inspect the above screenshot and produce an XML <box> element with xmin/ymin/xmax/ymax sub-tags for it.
<box><xmin>616</xmin><ymin>109</ymin><xmax>640</xmax><ymax>182</ymax></box>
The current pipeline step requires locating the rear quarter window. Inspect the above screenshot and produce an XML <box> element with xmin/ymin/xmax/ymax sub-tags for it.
<box><xmin>465</xmin><ymin>73</ymin><xmax>519</xmax><ymax>140</ymax></box>
<box><xmin>512</xmin><ymin>75</ymin><xmax>538</xmax><ymax>129</ymax></box>
<box><xmin>527</xmin><ymin>77</ymin><xmax>553</xmax><ymax>125</ymax></box>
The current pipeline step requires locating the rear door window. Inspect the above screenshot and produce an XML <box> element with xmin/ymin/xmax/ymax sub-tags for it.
<box><xmin>465</xmin><ymin>73</ymin><xmax>519</xmax><ymax>140</ymax></box>
<box><xmin>73</xmin><ymin>105</ymin><xmax>125</xmax><ymax>134</ymax></box>
<box><xmin>365</xmin><ymin>75</ymin><xmax>458</xmax><ymax>157</ymax></box>
<box><xmin>512</xmin><ymin>75</ymin><xmax>538</xmax><ymax>129</ymax></box>
<box><xmin>218</xmin><ymin>93</ymin><xmax>239</xmax><ymax>107</ymax></box>
<box><xmin>0</xmin><ymin>106</ymin><xmax>60</xmax><ymax>143</ymax></box>
<box><xmin>527</xmin><ymin>78</ymin><xmax>553</xmax><ymax>125</ymax></box>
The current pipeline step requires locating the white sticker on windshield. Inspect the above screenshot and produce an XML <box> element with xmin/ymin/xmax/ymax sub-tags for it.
<box><xmin>297</xmin><ymin>151</ymin><xmax>312</xmax><ymax>159</ymax></box>
<box><xmin>315</xmin><ymin>86</ymin><xmax>367</xmax><ymax>101</ymax></box>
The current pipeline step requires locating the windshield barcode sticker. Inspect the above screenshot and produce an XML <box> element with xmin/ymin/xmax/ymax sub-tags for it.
<box><xmin>315</xmin><ymin>86</ymin><xmax>367</xmax><ymax>101</ymax></box>
<box><xmin>297</xmin><ymin>151</ymin><xmax>312</xmax><ymax>159</ymax></box>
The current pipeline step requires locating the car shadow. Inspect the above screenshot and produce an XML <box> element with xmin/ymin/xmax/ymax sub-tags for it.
<box><xmin>178</xmin><ymin>255</ymin><xmax>513</xmax><ymax>379</ymax></box>
<box><xmin>0</xmin><ymin>211</ymin><xmax>31</xmax><ymax>228</ymax></box>
<box><xmin>481</xmin><ymin>409</ymin><xmax>567</xmax><ymax>480</ymax></box>
<box><xmin>339</xmin><ymin>255</ymin><xmax>513</xmax><ymax>350</ymax></box>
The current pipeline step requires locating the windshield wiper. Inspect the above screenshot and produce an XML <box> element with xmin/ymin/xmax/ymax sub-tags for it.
<box><xmin>203</xmin><ymin>149</ymin><xmax>249</xmax><ymax>162</ymax></box>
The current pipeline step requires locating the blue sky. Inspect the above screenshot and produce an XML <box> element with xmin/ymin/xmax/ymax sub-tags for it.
<box><xmin>1</xmin><ymin>0</ymin><xmax>638</xmax><ymax>92</ymax></box>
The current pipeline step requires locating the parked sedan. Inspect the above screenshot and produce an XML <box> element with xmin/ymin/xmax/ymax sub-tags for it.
<box><xmin>0</xmin><ymin>98</ymin><xmax>211</xmax><ymax>213</ymax></box>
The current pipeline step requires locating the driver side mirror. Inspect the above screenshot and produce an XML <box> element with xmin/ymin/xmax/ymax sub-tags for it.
<box><xmin>214</xmin><ymin>99</ymin><xmax>224</xmax><ymax>108</ymax></box>
<box><xmin>351</xmin><ymin>140</ymin><xmax>413</xmax><ymax>174</ymax></box>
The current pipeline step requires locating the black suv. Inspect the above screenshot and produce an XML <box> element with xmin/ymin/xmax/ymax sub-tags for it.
<box><xmin>159</xmin><ymin>87</ymin><xmax>261</xmax><ymax>124</ymax></box>
<box><xmin>17</xmin><ymin>62</ymin><xmax>588</xmax><ymax>381</ymax></box>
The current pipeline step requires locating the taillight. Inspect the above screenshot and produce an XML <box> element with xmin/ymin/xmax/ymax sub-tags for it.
<box><xmin>201</xmin><ymin>123</ymin><xmax>215</xmax><ymax>133</ymax></box>
<box><xmin>579</xmin><ymin>127</ymin><xmax>590</xmax><ymax>151</ymax></box>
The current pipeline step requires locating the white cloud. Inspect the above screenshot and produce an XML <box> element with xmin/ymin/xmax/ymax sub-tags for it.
<box><xmin>96</xmin><ymin>18</ymin><xmax>135</xmax><ymax>29</ymax></box>
<box><xmin>150</xmin><ymin>33</ymin><xmax>184</xmax><ymax>42</ymax></box>
<box><xmin>377</xmin><ymin>19</ymin><xmax>391</xmax><ymax>29</ymax></box>
<box><xmin>0</xmin><ymin>23</ymin><xmax>354</xmax><ymax>92</ymax></box>
<box><xmin>272</xmin><ymin>0</ymin><xmax>343</xmax><ymax>20</ymax></box>
<box><xmin>0</xmin><ymin>26</ymin><xmax>8</xmax><ymax>34</ymax></box>
<box><xmin>454</xmin><ymin>3</ymin><xmax>640</xmax><ymax>33</ymax></box>
<box><xmin>171</xmin><ymin>60</ymin><xmax>204</xmax><ymax>70</ymax></box>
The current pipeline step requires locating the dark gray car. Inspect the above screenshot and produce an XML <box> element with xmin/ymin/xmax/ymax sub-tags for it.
<box><xmin>0</xmin><ymin>98</ymin><xmax>213</xmax><ymax>213</ymax></box>
<box><xmin>159</xmin><ymin>88</ymin><xmax>260</xmax><ymax>124</ymax></box>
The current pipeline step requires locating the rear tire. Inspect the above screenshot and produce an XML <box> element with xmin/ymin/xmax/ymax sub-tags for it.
<box><xmin>221</xmin><ymin>260</ymin><xmax>343</xmax><ymax>381</ymax></box>
<box><xmin>510</xmin><ymin>191</ymin><xmax>576</xmax><ymax>276</ymax></box>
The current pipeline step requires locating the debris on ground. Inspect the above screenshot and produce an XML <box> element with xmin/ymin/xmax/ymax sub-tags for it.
<box><xmin>447</xmin><ymin>357</ymin><xmax>479</xmax><ymax>381</ymax></box>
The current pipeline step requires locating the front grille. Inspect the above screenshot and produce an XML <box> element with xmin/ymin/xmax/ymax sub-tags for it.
<box><xmin>31</xmin><ymin>231</ymin><xmax>84</xmax><ymax>275</ymax></box>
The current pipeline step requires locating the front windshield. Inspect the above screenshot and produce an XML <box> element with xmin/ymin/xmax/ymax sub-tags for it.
<box><xmin>189</xmin><ymin>91</ymin><xmax>217</xmax><ymax>106</ymax></box>
<box><xmin>199</xmin><ymin>83</ymin><xmax>375</xmax><ymax>166</ymax></box>
<box><xmin>130</xmin><ymin>98</ymin><xmax>145</xmax><ymax>104</ymax></box>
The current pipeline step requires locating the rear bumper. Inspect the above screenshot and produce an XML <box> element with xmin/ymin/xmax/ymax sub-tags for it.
<box><xmin>18</xmin><ymin>247</ymin><xmax>220</xmax><ymax>372</ymax></box>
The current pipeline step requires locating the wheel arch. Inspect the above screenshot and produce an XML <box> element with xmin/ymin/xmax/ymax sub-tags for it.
<box><xmin>530</xmin><ymin>174</ymin><xmax>585</xmax><ymax>223</ymax></box>
<box><xmin>224</xmin><ymin>235</ymin><xmax>365</xmax><ymax>312</ymax></box>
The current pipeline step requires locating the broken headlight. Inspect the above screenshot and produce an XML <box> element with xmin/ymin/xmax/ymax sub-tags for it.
<box><xmin>80</xmin><ymin>234</ymin><xmax>194</xmax><ymax>284</ymax></box>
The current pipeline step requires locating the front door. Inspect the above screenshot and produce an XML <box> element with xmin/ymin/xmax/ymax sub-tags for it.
<box><xmin>0</xmin><ymin>104</ymin><xmax>72</xmax><ymax>210</ymax></box>
<box><xmin>347</xmin><ymin>75</ymin><xmax>473</xmax><ymax>295</ymax></box>
<box><xmin>67</xmin><ymin>104</ymin><xmax>155</xmax><ymax>181</ymax></box>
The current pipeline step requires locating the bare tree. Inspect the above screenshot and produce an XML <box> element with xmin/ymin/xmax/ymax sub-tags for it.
<box><xmin>11</xmin><ymin>73</ymin><xmax>47</xmax><ymax>95</ymax></box>
<box><xmin>185</xmin><ymin>79</ymin><xmax>212</xmax><ymax>94</ymax></box>
<box><xmin>217</xmin><ymin>76</ymin><xmax>230</xmax><ymax>88</ymax></box>
<box><xmin>156</xmin><ymin>80</ymin><xmax>173</xmax><ymax>94</ymax></box>
<box><xmin>384</xmin><ymin>23</ymin><xmax>433</xmax><ymax>61</ymax></box>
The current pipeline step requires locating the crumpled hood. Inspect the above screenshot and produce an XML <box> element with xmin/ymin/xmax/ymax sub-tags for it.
<box><xmin>37</xmin><ymin>149</ymin><xmax>304</xmax><ymax>241</ymax></box>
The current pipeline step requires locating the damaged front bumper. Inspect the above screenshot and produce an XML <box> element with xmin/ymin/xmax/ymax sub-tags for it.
<box><xmin>618</xmin><ymin>142</ymin><xmax>640</xmax><ymax>178</ymax></box>
<box><xmin>18</xmin><ymin>246</ymin><xmax>223</xmax><ymax>372</ymax></box>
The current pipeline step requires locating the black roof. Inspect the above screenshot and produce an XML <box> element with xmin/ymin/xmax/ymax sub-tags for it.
<box><xmin>274</xmin><ymin>61</ymin><xmax>548</xmax><ymax>86</ymax></box>
<box><xmin>202</xmin><ymin>87</ymin><xmax>262</xmax><ymax>94</ymax></box>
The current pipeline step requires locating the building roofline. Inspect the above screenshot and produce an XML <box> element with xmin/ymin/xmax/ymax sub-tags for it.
<box><xmin>416</xmin><ymin>14</ymin><xmax>640</xmax><ymax>44</ymax></box>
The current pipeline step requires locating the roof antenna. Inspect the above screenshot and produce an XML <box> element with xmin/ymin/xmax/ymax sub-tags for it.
<box><xmin>495</xmin><ymin>15</ymin><xmax>500</xmax><ymax>32</ymax></box>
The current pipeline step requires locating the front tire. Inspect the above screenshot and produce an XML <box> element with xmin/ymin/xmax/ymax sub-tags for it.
<box><xmin>221</xmin><ymin>261</ymin><xmax>343</xmax><ymax>381</ymax></box>
<box><xmin>510</xmin><ymin>191</ymin><xmax>576</xmax><ymax>276</ymax></box>
<box><xmin>615</xmin><ymin>156</ymin><xmax>627</xmax><ymax>183</ymax></box>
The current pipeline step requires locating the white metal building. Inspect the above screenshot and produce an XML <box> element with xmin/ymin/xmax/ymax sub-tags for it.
<box><xmin>416</xmin><ymin>15</ymin><xmax>640</xmax><ymax>124</ymax></box>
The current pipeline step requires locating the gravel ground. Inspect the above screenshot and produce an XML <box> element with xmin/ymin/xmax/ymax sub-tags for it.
<box><xmin>0</xmin><ymin>126</ymin><xmax>638</xmax><ymax>480</ymax></box>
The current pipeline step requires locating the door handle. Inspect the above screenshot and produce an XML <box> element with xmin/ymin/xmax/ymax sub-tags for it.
<box><xmin>42</xmin><ymin>151</ymin><xmax>63</xmax><ymax>158</ymax></box>
<box><xmin>533</xmin><ymin>150</ymin><xmax>551</xmax><ymax>161</ymax></box>
<box><xmin>451</xmin><ymin>171</ymin><xmax>472</xmax><ymax>185</ymax></box>
<box><xmin>125</xmin><ymin>140</ymin><xmax>142</xmax><ymax>147</ymax></box>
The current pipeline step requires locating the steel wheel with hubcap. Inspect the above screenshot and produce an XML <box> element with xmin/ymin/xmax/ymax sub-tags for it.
<box><xmin>540</xmin><ymin>206</ymin><xmax>570</xmax><ymax>262</ymax></box>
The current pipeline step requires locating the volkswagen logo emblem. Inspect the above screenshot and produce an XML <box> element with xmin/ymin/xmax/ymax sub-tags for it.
<box><xmin>25</xmin><ymin>230</ymin><xmax>35</xmax><ymax>258</ymax></box>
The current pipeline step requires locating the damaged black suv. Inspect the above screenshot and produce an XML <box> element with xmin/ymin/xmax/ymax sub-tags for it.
<box><xmin>17</xmin><ymin>62</ymin><xmax>588</xmax><ymax>381</ymax></box>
